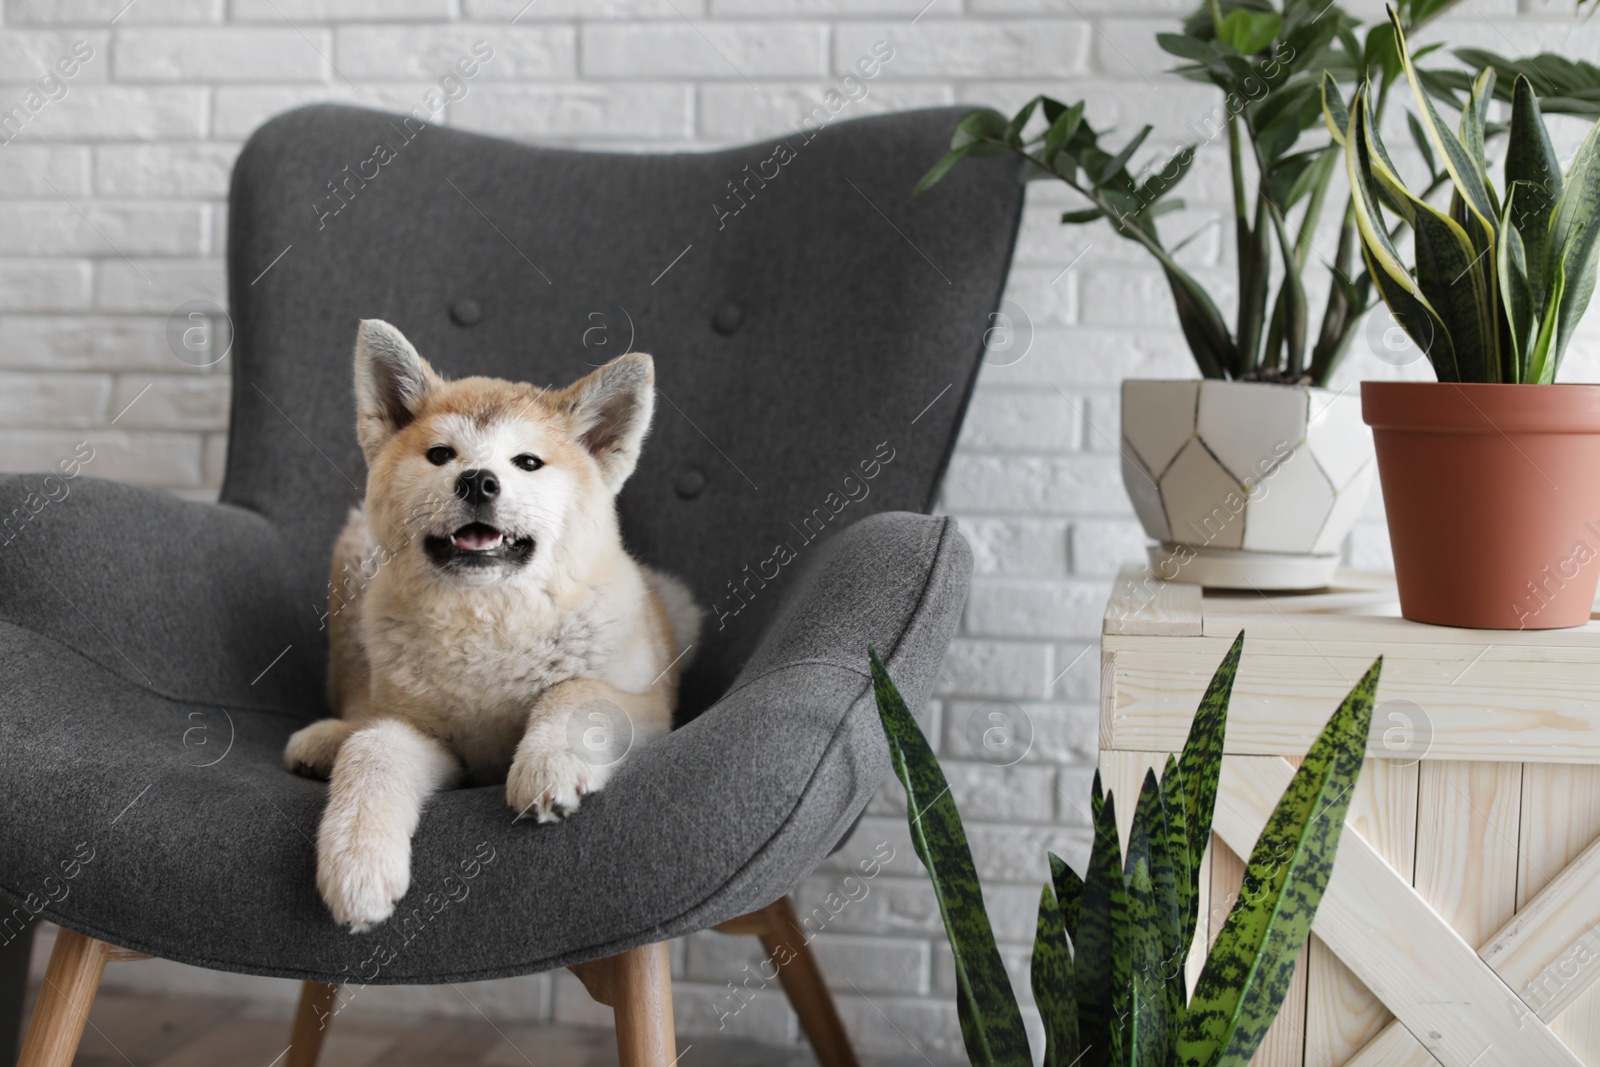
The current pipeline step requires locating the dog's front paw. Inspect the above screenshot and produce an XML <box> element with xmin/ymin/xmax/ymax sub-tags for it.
<box><xmin>317</xmin><ymin>825</ymin><xmax>411</xmax><ymax>932</ymax></box>
<box><xmin>506</xmin><ymin>746</ymin><xmax>612</xmax><ymax>823</ymax></box>
<box><xmin>284</xmin><ymin>719</ymin><xmax>355</xmax><ymax>780</ymax></box>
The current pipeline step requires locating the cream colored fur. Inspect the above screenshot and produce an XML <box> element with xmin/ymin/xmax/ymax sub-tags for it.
<box><xmin>285</xmin><ymin>320</ymin><xmax>700</xmax><ymax>931</ymax></box>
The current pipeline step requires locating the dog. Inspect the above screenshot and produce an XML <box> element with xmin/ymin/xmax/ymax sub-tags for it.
<box><xmin>284</xmin><ymin>319</ymin><xmax>700</xmax><ymax>931</ymax></box>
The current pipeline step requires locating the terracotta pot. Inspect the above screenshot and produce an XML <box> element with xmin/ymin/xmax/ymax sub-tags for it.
<box><xmin>1121</xmin><ymin>379</ymin><xmax>1374</xmax><ymax>590</ymax></box>
<box><xmin>1363</xmin><ymin>382</ymin><xmax>1600</xmax><ymax>629</ymax></box>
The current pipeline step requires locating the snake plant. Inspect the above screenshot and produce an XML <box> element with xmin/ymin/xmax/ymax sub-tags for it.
<box><xmin>1324</xmin><ymin>6</ymin><xmax>1600</xmax><ymax>383</ymax></box>
<box><xmin>871</xmin><ymin>633</ymin><xmax>1382</xmax><ymax>1067</ymax></box>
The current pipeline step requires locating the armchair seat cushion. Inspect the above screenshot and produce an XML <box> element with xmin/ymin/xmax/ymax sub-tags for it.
<box><xmin>0</xmin><ymin>507</ymin><xmax>968</xmax><ymax>984</ymax></box>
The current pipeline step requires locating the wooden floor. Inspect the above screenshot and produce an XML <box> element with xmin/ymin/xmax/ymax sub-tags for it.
<box><xmin>20</xmin><ymin>989</ymin><xmax>933</xmax><ymax>1067</ymax></box>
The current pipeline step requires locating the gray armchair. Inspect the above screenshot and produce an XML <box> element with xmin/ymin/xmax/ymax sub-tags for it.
<box><xmin>0</xmin><ymin>104</ymin><xmax>1022</xmax><ymax>1067</ymax></box>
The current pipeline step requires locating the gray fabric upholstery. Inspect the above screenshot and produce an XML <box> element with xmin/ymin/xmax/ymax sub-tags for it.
<box><xmin>0</xmin><ymin>104</ymin><xmax>1021</xmax><ymax>982</ymax></box>
<box><xmin>0</xmin><ymin>477</ymin><xmax>322</xmax><ymax>712</ymax></box>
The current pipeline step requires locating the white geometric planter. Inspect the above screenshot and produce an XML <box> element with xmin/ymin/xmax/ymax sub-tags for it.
<box><xmin>1120</xmin><ymin>379</ymin><xmax>1375</xmax><ymax>590</ymax></box>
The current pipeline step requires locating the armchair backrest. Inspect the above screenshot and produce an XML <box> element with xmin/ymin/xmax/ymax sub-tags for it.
<box><xmin>224</xmin><ymin>104</ymin><xmax>1023</xmax><ymax>714</ymax></box>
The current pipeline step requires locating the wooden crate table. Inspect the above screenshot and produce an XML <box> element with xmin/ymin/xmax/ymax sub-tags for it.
<box><xmin>1100</xmin><ymin>565</ymin><xmax>1600</xmax><ymax>1067</ymax></box>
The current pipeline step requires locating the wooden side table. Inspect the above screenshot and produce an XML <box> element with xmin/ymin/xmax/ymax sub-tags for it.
<box><xmin>1100</xmin><ymin>566</ymin><xmax>1600</xmax><ymax>1067</ymax></box>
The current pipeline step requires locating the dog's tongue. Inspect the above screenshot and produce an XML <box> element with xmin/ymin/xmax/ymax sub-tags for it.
<box><xmin>452</xmin><ymin>524</ymin><xmax>504</xmax><ymax>552</ymax></box>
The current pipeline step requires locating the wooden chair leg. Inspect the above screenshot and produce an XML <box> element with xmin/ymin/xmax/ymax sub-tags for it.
<box><xmin>285</xmin><ymin>981</ymin><xmax>339</xmax><ymax>1067</ymax></box>
<box><xmin>570</xmin><ymin>941</ymin><xmax>675</xmax><ymax>1067</ymax></box>
<box><xmin>16</xmin><ymin>927</ymin><xmax>109</xmax><ymax>1067</ymax></box>
<box><xmin>716</xmin><ymin>896</ymin><xmax>861</xmax><ymax>1067</ymax></box>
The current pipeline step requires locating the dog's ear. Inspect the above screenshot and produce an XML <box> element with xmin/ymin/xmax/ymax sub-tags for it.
<box><xmin>353</xmin><ymin>319</ymin><xmax>441</xmax><ymax>459</ymax></box>
<box><xmin>563</xmin><ymin>352</ymin><xmax>654</xmax><ymax>493</ymax></box>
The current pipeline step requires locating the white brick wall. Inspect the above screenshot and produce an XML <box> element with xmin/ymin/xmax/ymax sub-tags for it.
<box><xmin>4</xmin><ymin>1</ymin><xmax>1595</xmax><ymax>1063</ymax></box>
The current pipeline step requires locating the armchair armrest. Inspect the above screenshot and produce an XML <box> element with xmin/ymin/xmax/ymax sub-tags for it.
<box><xmin>731</xmin><ymin>510</ymin><xmax>971</xmax><ymax>706</ymax></box>
<box><xmin>0</xmin><ymin>474</ymin><xmax>325</xmax><ymax>713</ymax></box>
<box><xmin>658</xmin><ymin>511</ymin><xmax>970</xmax><ymax>928</ymax></box>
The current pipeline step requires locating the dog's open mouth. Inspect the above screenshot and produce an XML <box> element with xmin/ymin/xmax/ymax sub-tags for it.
<box><xmin>424</xmin><ymin>523</ymin><xmax>535</xmax><ymax>568</ymax></box>
<box><xmin>453</xmin><ymin>522</ymin><xmax>503</xmax><ymax>552</ymax></box>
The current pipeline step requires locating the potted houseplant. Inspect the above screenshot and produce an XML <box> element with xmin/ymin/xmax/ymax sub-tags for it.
<box><xmin>914</xmin><ymin>0</ymin><xmax>1475</xmax><ymax>590</ymax></box>
<box><xmin>1327</xmin><ymin>7</ymin><xmax>1600</xmax><ymax>628</ymax></box>
<box><xmin>869</xmin><ymin>634</ymin><xmax>1382</xmax><ymax>1066</ymax></box>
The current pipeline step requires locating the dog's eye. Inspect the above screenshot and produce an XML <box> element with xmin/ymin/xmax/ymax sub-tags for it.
<box><xmin>426</xmin><ymin>446</ymin><xmax>455</xmax><ymax>466</ymax></box>
<box><xmin>512</xmin><ymin>453</ymin><xmax>544</xmax><ymax>472</ymax></box>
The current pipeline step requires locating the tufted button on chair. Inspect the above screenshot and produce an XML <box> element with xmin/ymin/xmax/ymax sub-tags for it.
<box><xmin>0</xmin><ymin>104</ymin><xmax>1022</xmax><ymax>1067</ymax></box>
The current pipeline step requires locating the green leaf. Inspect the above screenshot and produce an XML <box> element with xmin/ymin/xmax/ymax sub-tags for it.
<box><xmin>1159</xmin><ymin>754</ymin><xmax>1197</xmax><ymax>951</ymax></box>
<box><xmin>1392</xmin><ymin>9</ymin><xmax>1499</xmax><ymax>242</ymax></box>
<box><xmin>1237</xmin><ymin>211</ymin><xmax>1271</xmax><ymax>372</ymax></box>
<box><xmin>1061</xmin><ymin>207</ymin><xmax>1106</xmax><ymax>224</ymax></box>
<box><xmin>1256</xmin><ymin>109</ymin><xmax>1306</xmax><ymax>166</ymax></box>
<box><xmin>1273</xmin><ymin>147</ymin><xmax>1333</xmax><ymax>210</ymax></box>
<box><xmin>1006</xmin><ymin>97</ymin><xmax>1040</xmax><ymax>145</ymax></box>
<box><xmin>1159</xmin><ymin>32</ymin><xmax>1219</xmax><ymax>63</ymax></box>
<box><xmin>1363</xmin><ymin>241</ymin><xmax>1460</xmax><ymax>380</ymax></box>
<box><xmin>1505</xmin><ymin>75</ymin><xmax>1563</xmax><ymax>308</ymax></box>
<box><xmin>1273</xmin><ymin>255</ymin><xmax>1311</xmax><ymax>377</ymax></box>
<box><xmin>1095</xmin><ymin>124</ymin><xmax>1154</xmax><ymax>189</ymax></box>
<box><xmin>1049</xmin><ymin>853</ymin><xmax>1084</xmax><ymax>944</ymax></box>
<box><xmin>1208</xmin><ymin>52</ymin><xmax>1262</xmax><ymax>98</ymax></box>
<box><xmin>1527</xmin><ymin>259</ymin><xmax>1566</xmax><ymax>386</ymax></box>
<box><xmin>1125</xmin><ymin>795</ymin><xmax>1172</xmax><ymax>1067</ymax></box>
<box><xmin>1088</xmin><ymin>188</ymin><xmax>1236</xmax><ymax>379</ymax></box>
<box><xmin>1076</xmin><ymin>789</ymin><xmax>1124</xmax><ymax>1067</ymax></box>
<box><xmin>1217</xmin><ymin>9</ymin><xmax>1282</xmax><ymax>55</ymax></box>
<box><xmin>1412</xmin><ymin>196</ymin><xmax>1497</xmax><ymax>383</ymax></box>
<box><xmin>1163</xmin><ymin>261</ymin><xmax>1238</xmax><ymax>380</ymax></box>
<box><xmin>1019</xmin><ymin>158</ymin><xmax>1058</xmax><ymax>184</ymax></box>
<box><xmin>1363</xmin><ymin>21</ymin><xmax>1401</xmax><ymax>86</ymax></box>
<box><xmin>1136</xmin><ymin>768</ymin><xmax>1187</xmax><ymax>1054</ymax></box>
<box><xmin>1291</xmin><ymin>148</ymin><xmax>1341</xmax><ymax>267</ymax></box>
<box><xmin>1452</xmin><ymin>47</ymin><xmax>1600</xmax><ymax>117</ymax></box>
<box><xmin>913</xmin><ymin>144</ymin><xmax>975</xmax><ymax>197</ymax></box>
<box><xmin>1139</xmin><ymin>145</ymin><xmax>1197</xmax><ymax>207</ymax></box>
<box><xmin>1134</xmin><ymin>770</ymin><xmax>1184</xmax><ymax>965</ymax></box>
<box><xmin>1356</xmin><ymin>84</ymin><xmax>1417</xmax><ymax>225</ymax></box>
<box><xmin>1406</xmin><ymin>111</ymin><xmax>1436</xmax><ymax>179</ymax></box>
<box><xmin>1044</xmin><ymin>101</ymin><xmax>1087</xmax><ymax>166</ymax></box>
<box><xmin>1177</xmin><ymin>657</ymin><xmax>1382</xmax><ymax>1067</ymax></box>
<box><xmin>1176</xmin><ymin>631</ymin><xmax>1244</xmax><ymax>902</ymax></box>
<box><xmin>1032</xmin><ymin>883</ymin><xmax>1079</xmax><ymax>1067</ymax></box>
<box><xmin>871</xmin><ymin>648</ymin><xmax>1031</xmax><ymax>1066</ymax></box>
<box><xmin>1546</xmin><ymin>118</ymin><xmax>1600</xmax><ymax>376</ymax></box>
<box><xmin>1460</xmin><ymin>67</ymin><xmax>1496</xmax><ymax>185</ymax></box>
<box><xmin>952</xmin><ymin>108</ymin><xmax>1008</xmax><ymax>150</ymax></box>
<box><xmin>1321</xmin><ymin>72</ymin><xmax>1350</xmax><ymax>146</ymax></box>
<box><xmin>1281</xmin><ymin>11</ymin><xmax>1339</xmax><ymax>80</ymax></box>
<box><xmin>1251</xmin><ymin>79</ymin><xmax>1319</xmax><ymax>154</ymax></box>
<box><xmin>1499</xmin><ymin>188</ymin><xmax>1534</xmax><ymax>384</ymax></box>
<box><xmin>1345</xmin><ymin>82</ymin><xmax>1456</xmax><ymax>380</ymax></box>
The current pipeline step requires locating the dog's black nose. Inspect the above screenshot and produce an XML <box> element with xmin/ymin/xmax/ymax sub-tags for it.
<box><xmin>455</xmin><ymin>469</ymin><xmax>499</xmax><ymax>506</ymax></box>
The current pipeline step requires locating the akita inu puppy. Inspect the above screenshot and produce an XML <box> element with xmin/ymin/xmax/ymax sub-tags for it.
<box><xmin>285</xmin><ymin>319</ymin><xmax>699</xmax><ymax>931</ymax></box>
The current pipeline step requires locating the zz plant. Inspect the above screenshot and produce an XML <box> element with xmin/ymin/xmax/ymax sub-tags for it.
<box><xmin>1325</xmin><ymin>6</ymin><xmax>1600</xmax><ymax>383</ymax></box>
<box><xmin>913</xmin><ymin>0</ymin><xmax>1462</xmax><ymax>386</ymax></box>
<box><xmin>870</xmin><ymin>634</ymin><xmax>1382</xmax><ymax>1067</ymax></box>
